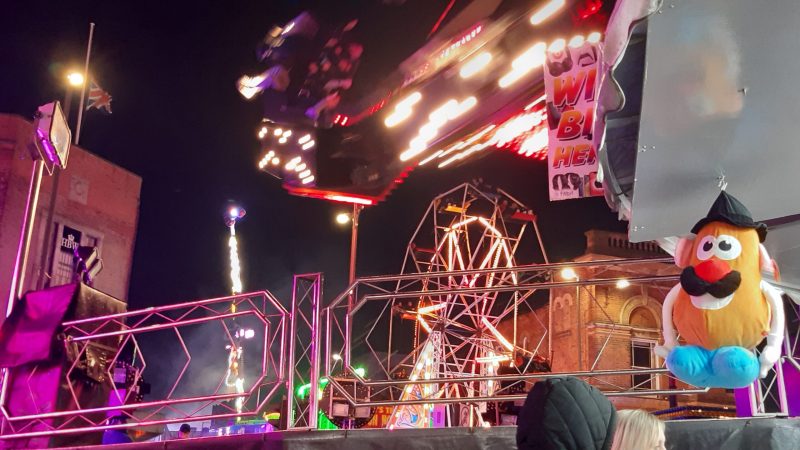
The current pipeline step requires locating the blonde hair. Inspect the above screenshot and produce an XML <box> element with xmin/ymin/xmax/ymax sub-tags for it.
<box><xmin>611</xmin><ymin>409</ymin><xmax>665</xmax><ymax>450</ymax></box>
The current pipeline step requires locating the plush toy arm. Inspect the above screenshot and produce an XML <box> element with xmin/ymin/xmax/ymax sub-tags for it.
<box><xmin>759</xmin><ymin>281</ymin><xmax>786</xmax><ymax>378</ymax></box>
<box><xmin>655</xmin><ymin>283</ymin><xmax>682</xmax><ymax>359</ymax></box>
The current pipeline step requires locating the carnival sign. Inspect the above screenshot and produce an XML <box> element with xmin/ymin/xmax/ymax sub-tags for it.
<box><xmin>544</xmin><ymin>37</ymin><xmax>604</xmax><ymax>201</ymax></box>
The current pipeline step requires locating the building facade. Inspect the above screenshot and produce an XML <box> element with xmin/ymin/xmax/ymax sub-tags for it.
<box><xmin>0</xmin><ymin>114</ymin><xmax>141</xmax><ymax>318</ymax></box>
<box><xmin>498</xmin><ymin>229</ymin><xmax>734</xmax><ymax>411</ymax></box>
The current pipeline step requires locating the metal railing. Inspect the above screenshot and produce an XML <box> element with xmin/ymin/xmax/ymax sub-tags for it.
<box><xmin>0</xmin><ymin>291</ymin><xmax>288</xmax><ymax>440</ymax></box>
<box><xmin>321</xmin><ymin>257</ymin><xmax>708</xmax><ymax>414</ymax></box>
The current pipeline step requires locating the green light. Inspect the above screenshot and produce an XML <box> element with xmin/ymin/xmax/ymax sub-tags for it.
<box><xmin>354</xmin><ymin>367</ymin><xmax>366</xmax><ymax>377</ymax></box>
<box><xmin>297</xmin><ymin>384</ymin><xmax>310</xmax><ymax>398</ymax></box>
<box><xmin>318</xmin><ymin>410</ymin><xmax>338</xmax><ymax>430</ymax></box>
<box><xmin>296</xmin><ymin>377</ymin><xmax>329</xmax><ymax>400</ymax></box>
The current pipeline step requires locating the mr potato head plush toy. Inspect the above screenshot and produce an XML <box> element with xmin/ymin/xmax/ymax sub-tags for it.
<box><xmin>654</xmin><ymin>191</ymin><xmax>785</xmax><ymax>388</ymax></box>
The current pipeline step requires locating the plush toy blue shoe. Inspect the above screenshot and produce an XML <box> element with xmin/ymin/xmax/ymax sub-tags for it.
<box><xmin>710</xmin><ymin>346</ymin><xmax>760</xmax><ymax>388</ymax></box>
<box><xmin>666</xmin><ymin>345</ymin><xmax>759</xmax><ymax>389</ymax></box>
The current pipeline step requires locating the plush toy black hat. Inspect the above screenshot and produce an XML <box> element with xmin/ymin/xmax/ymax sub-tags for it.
<box><xmin>691</xmin><ymin>191</ymin><xmax>767</xmax><ymax>242</ymax></box>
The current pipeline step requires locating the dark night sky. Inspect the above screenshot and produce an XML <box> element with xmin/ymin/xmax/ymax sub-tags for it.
<box><xmin>0</xmin><ymin>0</ymin><xmax>627</xmax><ymax>309</ymax></box>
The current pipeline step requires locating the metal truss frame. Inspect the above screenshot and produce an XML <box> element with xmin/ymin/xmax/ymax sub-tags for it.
<box><xmin>286</xmin><ymin>273</ymin><xmax>323</xmax><ymax>429</ymax></box>
<box><xmin>744</xmin><ymin>295</ymin><xmax>799</xmax><ymax>416</ymax></box>
<box><xmin>323</xmin><ymin>257</ymin><xmax>711</xmax><ymax>412</ymax></box>
<box><xmin>0</xmin><ymin>291</ymin><xmax>288</xmax><ymax>440</ymax></box>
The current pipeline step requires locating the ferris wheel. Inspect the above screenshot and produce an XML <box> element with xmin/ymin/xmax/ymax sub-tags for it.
<box><xmin>386</xmin><ymin>182</ymin><xmax>550</xmax><ymax>428</ymax></box>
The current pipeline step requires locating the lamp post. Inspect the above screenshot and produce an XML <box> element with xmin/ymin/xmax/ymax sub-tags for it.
<box><xmin>336</xmin><ymin>204</ymin><xmax>362</xmax><ymax>368</ymax></box>
<box><xmin>348</xmin><ymin>204</ymin><xmax>362</xmax><ymax>288</ymax></box>
<box><xmin>334</xmin><ymin>205</ymin><xmax>362</xmax><ymax>292</ymax></box>
<box><xmin>37</xmin><ymin>71</ymin><xmax>86</xmax><ymax>290</ymax></box>
<box><xmin>336</xmin><ymin>203</ymin><xmax>364</xmax><ymax>290</ymax></box>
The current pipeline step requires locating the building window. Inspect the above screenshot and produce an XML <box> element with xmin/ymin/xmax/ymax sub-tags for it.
<box><xmin>49</xmin><ymin>223</ymin><xmax>100</xmax><ymax>287</ymax></box>
<box><xmin>631</xmin><ymin>340</ymin><xmax>656</xmax><ymax>390</ymax></box>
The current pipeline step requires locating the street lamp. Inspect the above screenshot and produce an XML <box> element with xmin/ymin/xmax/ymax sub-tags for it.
<box><xmin>63</xmin><ymin>71</ymin><xmax>86</xmax><ymax>126</ymax></box>
<box><xmin>66</xmin><ymin>71</ymin><xmax>85</xmax><ymax>87</ymax></box>
<box><xmin>335</xmin><ymin>212</ymin><xmax>351</xmax><ymax>225</ymax></box>
<box><xmin>334</xmin><ymin>207</ymin><xmax>361</xmax><ymax>286</ymax></box>
<box><xmin>36</xmin><ymin>70</ymin><xmax>87</xmax><ymax>290</ymax></box>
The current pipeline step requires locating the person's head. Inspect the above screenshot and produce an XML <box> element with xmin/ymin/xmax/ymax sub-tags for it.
<box><xmin>610</xmin><ymin>409</ymin><xmax>665</xmax><ymax>450</ymax></box>
<box><xmin>179</xmin><ymin>423</ymin><xmax>191</xmax><ymax>438</ymax></box>
<box><xmin>516</xmin><ymin>377</ymin><xmax>617</xmax><ymax>450</ymax></box>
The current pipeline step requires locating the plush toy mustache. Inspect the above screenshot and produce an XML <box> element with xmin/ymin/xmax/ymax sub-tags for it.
<box><xmin>680</xmin><ymin>266</ymin><xmax>742</xmax><ymax>298</ymax></box>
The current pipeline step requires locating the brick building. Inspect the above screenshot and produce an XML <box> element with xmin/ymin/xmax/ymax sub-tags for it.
<box><xmin>0</xmin><ymin>114</ymin><xmax>141</xmax><ymax>318</ymax></box>
<box><xmin>498</xmin><ymin>229</ymin><xmax>734</xmax><ymax>411</ymax></box>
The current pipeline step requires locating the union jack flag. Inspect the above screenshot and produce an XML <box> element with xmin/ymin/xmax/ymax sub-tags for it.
<box><xmin>86</xmin><ymin>80</ymin><xmax>112</xmax><ymax>113</ymax></box>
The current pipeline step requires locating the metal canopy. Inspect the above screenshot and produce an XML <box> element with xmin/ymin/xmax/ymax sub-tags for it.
<box><xmin>630</xmin><ymin>0</ymin><xmax>800</xmax><ymax>242</ymax></box>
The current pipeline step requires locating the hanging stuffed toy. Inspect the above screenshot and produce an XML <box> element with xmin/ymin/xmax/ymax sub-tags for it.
<box><xmin>655</xmin><ymin>191</ymin><xmax>785</xmax><ymax>388</ymax></box>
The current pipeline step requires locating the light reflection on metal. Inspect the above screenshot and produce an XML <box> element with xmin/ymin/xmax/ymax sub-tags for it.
<box><xmin>475</xmin><ymin>354</ymin><xmax>511</xmax><ymax>364</ymax></box>
<box><xmin>481</xmin><ymin>317</ymin><xmax>514</xmax><ymax>351</ymax></box>
<box><xmin>417</xmin><ymin>303</ymin><xmax>447</xmax><ymax>315</ymax></box>
<box><xmin>417</xmin><ymin>315</ymin><xmax>433</xmax><ymax>333</ymax></box>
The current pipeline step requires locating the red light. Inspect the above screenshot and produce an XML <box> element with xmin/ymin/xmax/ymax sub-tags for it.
<box><xmin>325</xmin><ymin>194</ymin><xmax>374</xmax><ymax>206</ymax></box>
<box><xmin>578</xmin><ymin>0</ymin><xmax>603</xmax><ymax>19</ymax></box>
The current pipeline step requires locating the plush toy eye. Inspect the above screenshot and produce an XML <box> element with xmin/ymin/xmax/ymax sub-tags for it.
<box><xmin>714</xmin><ymin>234</ymin><xmax>742</xmax><ymax>260</ymax></box>
<box><xmin>696</xmin><ymin>236</ymin><xmax>715</xmax><ymax>261</ymax></box>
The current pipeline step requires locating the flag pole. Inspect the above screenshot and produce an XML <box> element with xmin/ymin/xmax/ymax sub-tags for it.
<box><xmin>74</xmin><ymin>22</ymin><xmax>95</xmax><ymax>146</ymax></box>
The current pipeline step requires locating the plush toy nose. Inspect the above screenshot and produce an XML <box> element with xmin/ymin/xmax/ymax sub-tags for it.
<box><xmin>694</xmin><ymin>259</ymin><xmax>731</xmax><ymax>283</ymax></box>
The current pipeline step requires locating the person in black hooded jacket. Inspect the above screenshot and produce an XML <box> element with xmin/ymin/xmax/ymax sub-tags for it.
<box><xmin>516</xmin><ymin>377</ymin><xmax>617</xmax><ymax>450</ymax></box>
